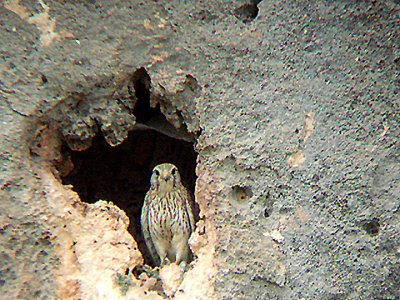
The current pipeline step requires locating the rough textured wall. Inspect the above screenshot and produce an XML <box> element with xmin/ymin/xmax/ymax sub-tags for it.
<box><xmin>1</xmin><ymin>0</ymin><xmax>400</xmax><ymax>299</ymax></box>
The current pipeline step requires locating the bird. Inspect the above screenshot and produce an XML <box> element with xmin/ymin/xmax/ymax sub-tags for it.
<box><xmin>141</xmin><ymin>163</ymin><xmax>195</xmax><ymax>267</ymax></box>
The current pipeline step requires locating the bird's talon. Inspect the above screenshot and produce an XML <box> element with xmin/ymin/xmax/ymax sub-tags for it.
<box><xmin>179</xmin><ymin>261</ymin><xmax>187</xmax><ymax>271</ymax></box>
<box><xmin>163</xmin><ymin>257</ymin><xmax>169</xmax><ymax>266</ymax></box>
<box><xmin>179</xmin><ymin>261</ymin><xmax>188</xmax><ymax>280</ymax></box>
<box><xmin>146</xmin><ymin>266</ymin><xmax>160</xmax><ymax>278</ymax></box>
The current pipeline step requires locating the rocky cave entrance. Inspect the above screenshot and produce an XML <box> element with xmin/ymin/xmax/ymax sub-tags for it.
<box><xmin>60</xmin><ymin>129</ymin><xmax>197</xmax><ymax>266</ymax></box>
<box><xmin>48</xmin><ymin>68</ymin><xmax>200</xmax><ymax>267</ymax></box>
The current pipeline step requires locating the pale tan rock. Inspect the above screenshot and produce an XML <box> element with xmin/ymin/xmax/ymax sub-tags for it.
<box><xmin>158</xmin><ymin>263</ymin><xmax>182</xmax><ymax>297</ymax></box>
<box><xmin>189</xmin><ymin>221</ymin><xmax>208</xmax><ymax>253</ymax></box>
<box><xmin>38</xmin><ymin>169</ymin><xmax>143</xmax><ymax>299</ymax></box>
<box><xmin>142</xmin><ymin>277</ymin><xmax>158</xmax><ymax>291</ymax></box>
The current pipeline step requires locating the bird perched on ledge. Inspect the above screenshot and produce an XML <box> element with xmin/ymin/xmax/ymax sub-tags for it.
<box><xmin>141</xmin><ymin>163</ymin><xmax>194</xmax><ymax>267</ymax></box>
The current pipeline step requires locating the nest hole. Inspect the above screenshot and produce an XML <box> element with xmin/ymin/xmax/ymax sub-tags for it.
<box><xmin>53</xmin><ymin>67</ymin><xmax>200</xmax><ymax>266</ymax></box>
<box><xmin>60</xmin><ymin>129</ymin><xmax>198</xmax><ymax>266</ymax></box>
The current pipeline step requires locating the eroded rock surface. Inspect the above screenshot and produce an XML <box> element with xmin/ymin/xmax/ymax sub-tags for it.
<box><xmin>1</xmin><ymin>0</ymin><xmax>400</xmax><ymax>299</ymax></box>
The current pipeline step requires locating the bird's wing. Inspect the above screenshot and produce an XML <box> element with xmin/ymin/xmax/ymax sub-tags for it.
<box><xmin>141</xmin><ymin>195</ymin><xmax>160</xmax><ymax>266</ymax></box>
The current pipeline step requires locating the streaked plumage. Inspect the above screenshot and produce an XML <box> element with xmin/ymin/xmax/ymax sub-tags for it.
<box><xmin>141</xmin><ymin>163</ymin><xmax>194</xmax><ymax>266</ymax></box>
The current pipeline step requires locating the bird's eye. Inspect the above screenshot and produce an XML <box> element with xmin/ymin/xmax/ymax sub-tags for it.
<box><xmin>154</xmin><ymin>169</ymin><xmax>160</xmax><ymax>176</ymax></box>
<box><xmin>171</xmin><ymin>168</ymin><xmax>177</xmax><ymax>175</ymax></box>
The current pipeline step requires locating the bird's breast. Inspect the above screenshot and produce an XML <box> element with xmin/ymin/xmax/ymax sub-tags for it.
<box><xmin>148</xmin><ymin>191</ymin><xmax>190</xmax><ymax>239</ymax></box>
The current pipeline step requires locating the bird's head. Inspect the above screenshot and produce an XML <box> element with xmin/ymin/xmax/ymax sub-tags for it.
<box><xmin>150</xmin><ymin>163</ymin><xmax>182</xmax><ymax>194</ymax></box>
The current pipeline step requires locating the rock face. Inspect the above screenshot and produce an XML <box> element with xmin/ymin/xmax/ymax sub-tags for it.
<box><xmin>1</xmin><ymin>0</ymin><xmax>400</xmax><ymax>299</ymax></box>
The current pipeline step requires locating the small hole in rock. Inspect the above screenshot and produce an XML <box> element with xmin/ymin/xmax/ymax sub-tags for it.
<box><xmin>231</xmin><ymin>185</ymin><xmax>253</xmax><ymax>203</ymax></box>
<box><xmin>40</xmin><ymin>74</ymin><xmax>48</xmax><ymax>84</ymax></box>
<box><xmin>233</xmin><ymin>3</ymin><xmax>260</xmax><ymax>23</ymax></box>
<box><xmin>132</xmin><ymin>265</ymin><xmax>145</xmax><ymax>279</ymax></box>
<box><xmin>362</xmin><ymin>218</ymin><xmax>380</xmax><ymax>236</ymax></box>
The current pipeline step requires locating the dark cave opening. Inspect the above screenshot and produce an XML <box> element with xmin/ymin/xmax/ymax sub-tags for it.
<box><xmin>56</xmin><ymin>67</ymin><xmax>199</xmax><ymax>267</ymax></box>
<box><xmin>60</xmin><ymin>129</ymin><xmax>198</xmax><ymax>266</ymax></box>
<box><xmin>50</xmin><ymin>66</ymin><xmax>200</xmax><ymax>267</ymax></box>
<box><xmin>129</xmin><ymin>67</ymin><xmax>156</xmax><ymax>123</ymax></box>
